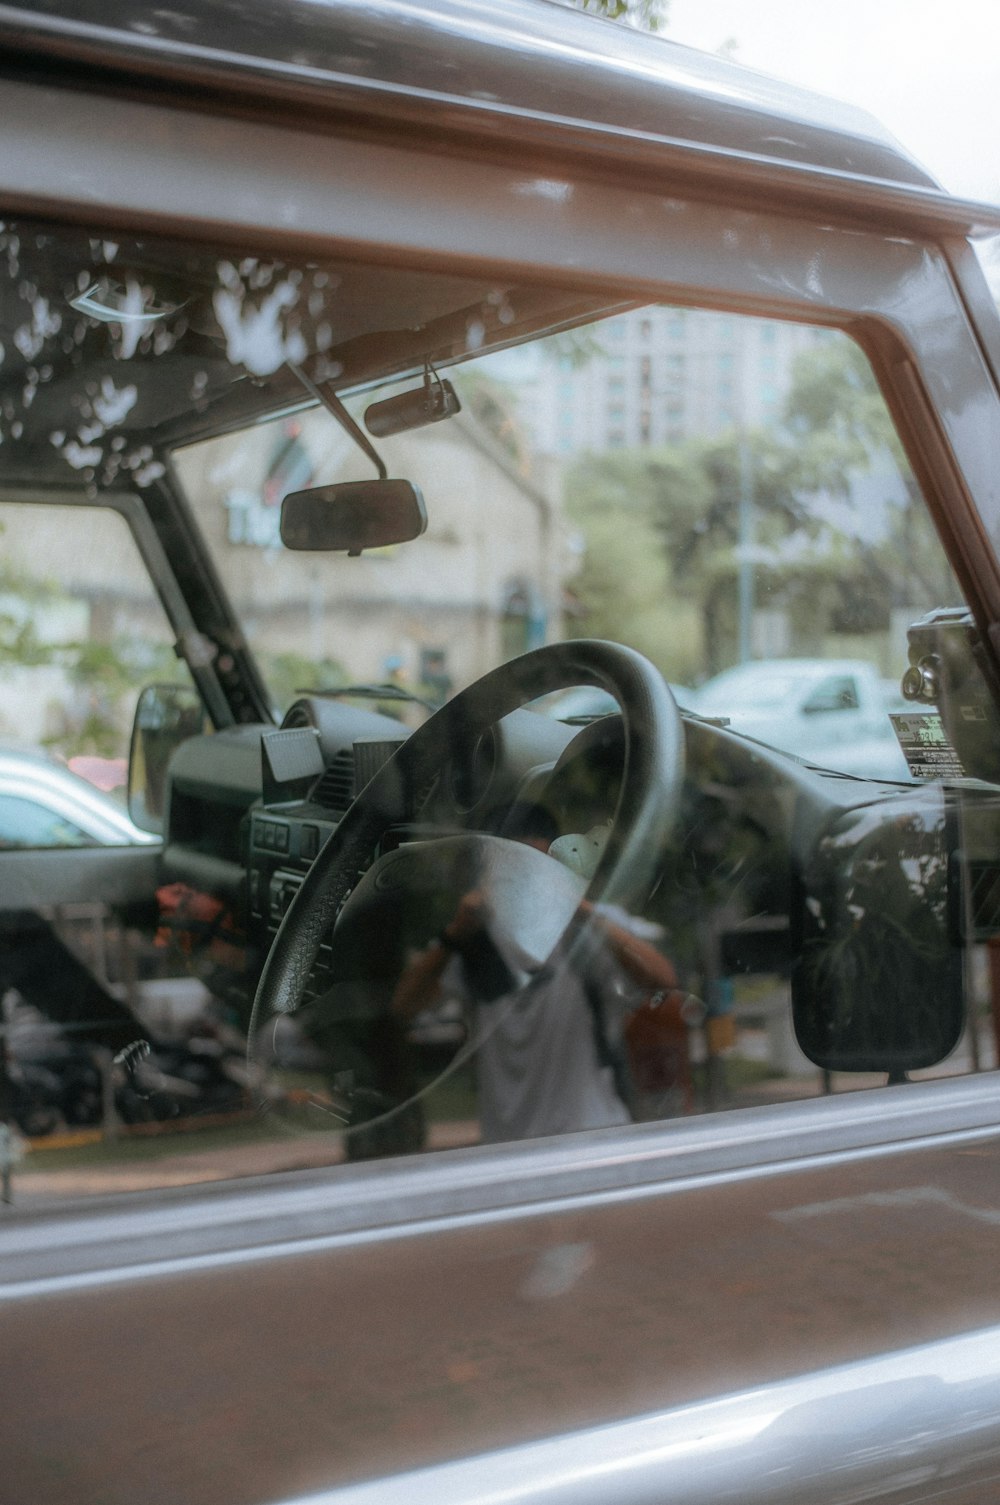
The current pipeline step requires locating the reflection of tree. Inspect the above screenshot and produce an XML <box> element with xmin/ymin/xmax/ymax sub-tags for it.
<box><xmin>785</xmin><ymin>340</ymin><xmax>960</xmax><ymax>609</ymax></box>
<box><xmin>452</xmin><ymin>370</ymin><xmax>532</xmax><ymax>468</ymax></box>
<box><xmin>1</xmin><ymin>537</ymin><xmax>186</xmax><ymax>758</ymax></box>
<box><xmin>796</xmin><ymin>802</ymin><xmax>963</xmax><ymax>1072</ymax></box>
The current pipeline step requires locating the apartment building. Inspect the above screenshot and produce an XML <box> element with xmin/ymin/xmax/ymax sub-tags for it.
<box><xmin>525</xmin><ymin>308</ymin><xmax>827</xmax><ymax>455</ymax></box>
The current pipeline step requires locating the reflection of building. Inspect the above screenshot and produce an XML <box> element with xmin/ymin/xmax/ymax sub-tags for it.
<box><xmin>524</xmin><ymin>309</ymin><xmax>826</xmax><ymax>455</ymax></box>
<box><xmin>173</xmin><ymin>401</ymin><xmax>569</xmax><ymax>696</ymax></box>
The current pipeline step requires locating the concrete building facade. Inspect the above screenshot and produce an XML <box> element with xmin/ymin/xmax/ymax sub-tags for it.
<box><xmin>523</xmin><ymin>308</ymin><xmax>828</xmax><ymax>457</ymax></box>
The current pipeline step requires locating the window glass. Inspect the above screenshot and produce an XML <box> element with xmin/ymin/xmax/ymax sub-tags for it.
<box><xmin>0</xmin><ymin>503</ymin><xmax>185</xmax><ymax>798</ymax></box>
<box><xmin>0</xmin><ymin>215</ymin><xmax>993</xmax><ymax>1204</ymax></box>
<box><xmin>0</xmin><ymin>793</ymin><xmax>91</xmax><ymax>848</ymax></box>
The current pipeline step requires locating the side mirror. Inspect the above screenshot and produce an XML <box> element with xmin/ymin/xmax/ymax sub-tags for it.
<box><xmin>128</xmin><ymin>683</ymin><xmax>207</xmax><ymax>835</ymax></box>
<box><xmin>280</xmin><ymin>480</ymin><xmax>427</xmax><ymax>555</ymax></box>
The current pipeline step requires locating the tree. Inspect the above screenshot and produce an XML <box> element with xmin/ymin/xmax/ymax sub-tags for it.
<box><xmin>0</xmin><ymin>525</ymin><xmax>190</xmax><ymax>759</ymax></box>
<box><xmin>560</xmin><ymin>0</ymin><xmax>668</xmax><ymax>31</ymax></box>
<box><xmin>0</xmin><ymin>540</ymin><xmax>61</xmax><ymax>668</ymax></box>
<box><xmin>567</xmin><ymin>499</ymin><xmax>680</xmax><ymax>673</ymax></box>
<box><xmin>784</xmin><ymin>340</ymin><xmax>960</xmax><ymax>609</ymax></box>
<box><xmin>567</xmin><ymin>432</ymin><xmax>829</xmax><ymax>674</ymax></box>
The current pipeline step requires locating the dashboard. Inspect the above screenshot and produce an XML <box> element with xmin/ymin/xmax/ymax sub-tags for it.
<box><xmin>158</xmin><ymin>689</ymin><xmax>1000</xmax><ymax>1080</ymax></box>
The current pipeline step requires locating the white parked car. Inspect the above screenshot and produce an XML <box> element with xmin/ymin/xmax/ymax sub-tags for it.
<box><xmin>690</xmin><ymin>658</ymin><xmax>912</xmax><ymax>779</ymax></box>
<box><xmin>536</xmin><ymin>683</ymin><xmax>692</xmax><ymax>722</ymax></box>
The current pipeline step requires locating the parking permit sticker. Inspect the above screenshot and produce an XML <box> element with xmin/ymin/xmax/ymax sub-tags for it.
<box><xmin>889</xmin><ymin>711</ymin><xmax>965</xmax><ymax>779</ymax></box>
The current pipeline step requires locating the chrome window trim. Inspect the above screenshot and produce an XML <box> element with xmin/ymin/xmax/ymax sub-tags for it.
<box><xmin>3</xmin><ymin>1074</ymin><xmax>999</xmax><ymax>1295</ymax></box>
<box><xmin>280</xmin><ymin>1321</ymin><xmax>1000</xmax><ymax>1504</ymax></box>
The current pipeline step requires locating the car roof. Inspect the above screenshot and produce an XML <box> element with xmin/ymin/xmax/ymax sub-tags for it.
<box><xmin>4</xmin><ymin>0</ymin><xmax>999</xmax><ymax>240</ymax></box>
<box><xmin>0</xmin><ymin>0</ymin><xmax>932</xmax><ymax>185</ymax></box>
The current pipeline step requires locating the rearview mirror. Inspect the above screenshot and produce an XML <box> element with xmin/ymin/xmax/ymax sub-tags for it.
<box><xmin>280</xmin><ymin>480</ymin><xmax>427</xmax><ymax>555</ymax></box>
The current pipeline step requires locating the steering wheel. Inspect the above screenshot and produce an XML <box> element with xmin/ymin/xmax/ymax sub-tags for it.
<box><xmin>249</xmin><ymin>640</ymin><xmax>684</xmax><ymax>1137</ymax></box>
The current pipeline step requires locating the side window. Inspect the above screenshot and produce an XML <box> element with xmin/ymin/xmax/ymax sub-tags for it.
<box><xmin>0</xmin><ymin>501</ymin><xmax>188</xmax><ymax>836</ymax></box>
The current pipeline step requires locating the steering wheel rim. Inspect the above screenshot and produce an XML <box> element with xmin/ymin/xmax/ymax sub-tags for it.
<box><xmin>250</xmin><ymin>640</ymin><xmax>684</xmax><ymax>1044</ymax></box>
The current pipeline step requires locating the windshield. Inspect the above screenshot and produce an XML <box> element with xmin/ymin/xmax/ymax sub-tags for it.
<box><xmin>170</xmin><ymin>272</ymin><xmax>962</xmax><ymax>784</ymax></box>
<box><xmin>0</xmin><ymin>214</ymin><xmax>960</xmax><ymax>775</ymax></box>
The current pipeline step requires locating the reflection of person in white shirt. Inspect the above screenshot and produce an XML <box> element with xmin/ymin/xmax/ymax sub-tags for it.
<box><xmin>391</xmin><ymin>805</ymin><xmax>677</xmax><ymax>1144</ymax></box>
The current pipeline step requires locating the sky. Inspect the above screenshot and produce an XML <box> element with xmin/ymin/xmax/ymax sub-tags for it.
<box><xmin>665</xmin><ymin>0</ymin><xmax>1000</xmax><ymax>205</ymax></box>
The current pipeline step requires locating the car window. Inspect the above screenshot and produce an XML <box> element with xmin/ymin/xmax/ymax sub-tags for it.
<box><xmin>0</xmin><ymin>212</ymin><xmax>994</xmax><ymax>1206</ymax></box>
<box><xmin>0</xmin><ymin>502</ymin><xmax>191</xmax><ymax>804</ymax></box>
<box><xmin>0</xmin><ymin>792</ymin><xmax>92</xmax><ymax>848</ymax></box>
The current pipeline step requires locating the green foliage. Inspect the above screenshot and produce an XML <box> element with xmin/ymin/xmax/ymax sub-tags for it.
<box><xmin>785</xmin><ymin>340</ymin><xmax>899</xmax><ymax>487</ymax></box>
<box><xmin>568</xmin><ymin>500</ymin><xmax>680</xmax><ymax>672</ymax></box>
<box><xmin>258</xmin><ymin>650</ymin><xmax>349</xmax><ymax>713</ymax></box>
<box><xmin>452</xmin><ymin>369</ymin><xmax>531</xmax><ymax>466</ymax></box>
<box><xmin>0</xmin><ymin>527</ymin><xmax>191</xmax><ymax>758</ymax></box>
<box><xmin>0</xmin><ymin>609</ymin><xmax>53</xmax><ymax>667</ymax></box>
<box><xmin>569</xmin><ymin>431</ymin><xmax>822</xmax><ymax>672</ymax></box>
<box><xmin>542</xmin><ymin>326</ymin><xmax>611</xmax><ymax>370</ymax></box>
<box><xmin>0</xmin><ymin>532</ymin><xmax>62</xmax><ymax>666</ymax></box>
<box><xmin>565</xmin><ymin>0</ymin><xmax>668</xmax><ymax>30</ymax></box>
<box><xmin>51</xmin><ymin>638</ymin><xmax>187</xmax><ymax>758</ymax></box>
<box><xmin>565</xmin><ymin>335</ymin><xmax>961</xmax><ymax>677</ymax></box>
<box><xmin>784</xmin><ymin>339</ymin><xmax>959</xmax><ymax>607</ymax></box>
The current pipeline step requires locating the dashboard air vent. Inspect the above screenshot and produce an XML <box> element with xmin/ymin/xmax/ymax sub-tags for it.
<box><xmin>311</xmin><ymin>748</ymin><xmax>355</xmax><ymax>811</ymax></box>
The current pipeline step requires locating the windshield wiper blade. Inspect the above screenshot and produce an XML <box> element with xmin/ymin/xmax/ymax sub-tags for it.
<box><xmin>296</xmin><ymin>682</ymin><xmax>438</xmax><ymax>712</ymax></box>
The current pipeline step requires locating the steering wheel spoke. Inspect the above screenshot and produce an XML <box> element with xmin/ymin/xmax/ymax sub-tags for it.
<box><xmin>249</xmin><ymin>640</ymin><xmax>684</xmax><ymax>1153</ymax></box>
